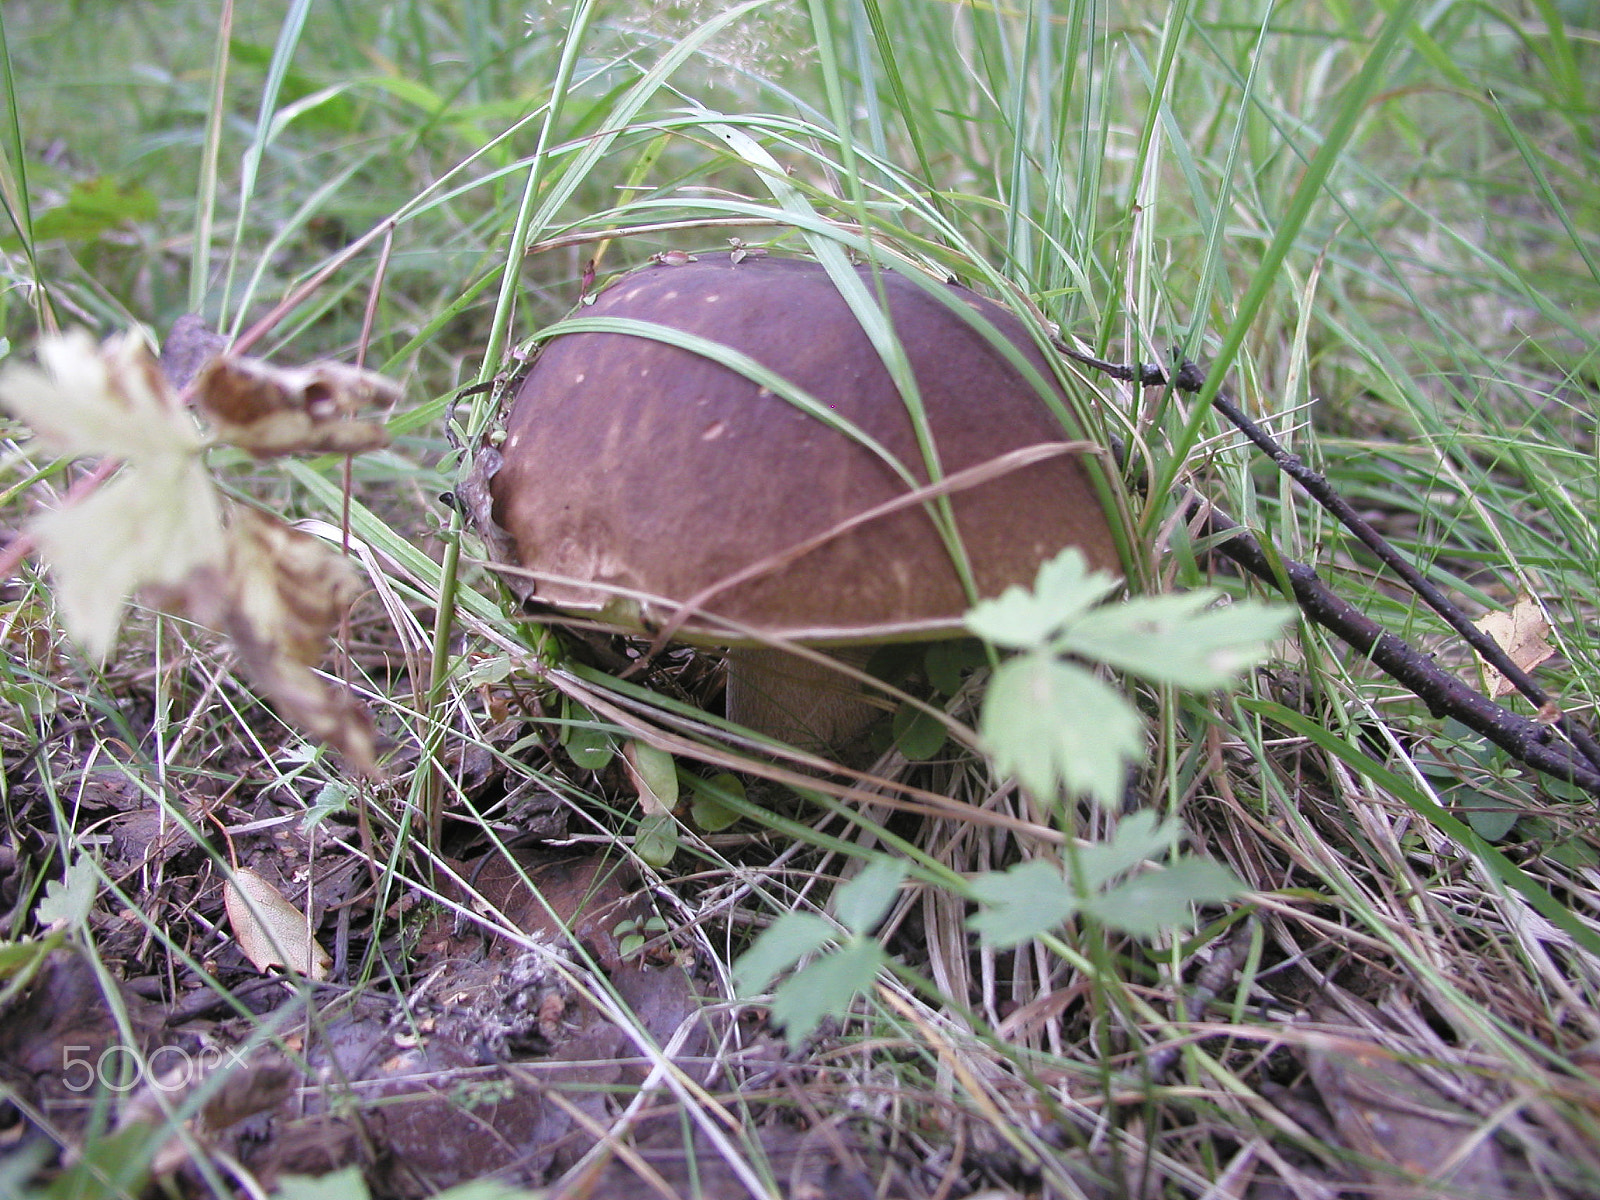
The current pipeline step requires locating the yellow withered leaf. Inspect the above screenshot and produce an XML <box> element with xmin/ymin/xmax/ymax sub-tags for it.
<box><xmin>0</xmin><ymin>329</ymin><xmax>384</xmax><ymax>773</ymax></box>
<box><xmin>31</xmin><ymin>458</ymin><xmax>224</xmax><ymax>661</ymax></box>
<box><xmin>0</xmin><ymin>331</ymin><xmax>226</xmax><ymax>659</ymax></box>
<box><xmin>0</xmin><ymin>329</ymin><xmax>203</xmax><ymax>459</ymax></box>
<box><xmin>1472</xmin><ymin>593</ymin><xmax>1554</xmax><ymax>699</ymax></box>
<box><xmin>223</xmin><ymin>866</ymin><xmax>330</xmax><ymax>979</ymax></box>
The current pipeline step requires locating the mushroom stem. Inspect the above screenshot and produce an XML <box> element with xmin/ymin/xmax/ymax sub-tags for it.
<box><xmin>724</xmin><ymin>646</ymin><xmax>881</xmax><ymax>753</ymax></box>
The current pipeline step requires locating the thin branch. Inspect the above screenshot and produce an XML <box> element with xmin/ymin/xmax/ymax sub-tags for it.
<box><xmin>1207</xmin><ymin>386</ymin><xmax>1600</xmax><ymax>774</ymax></box>
<box><xmin>1059</xmin><ymin>344</ymin><xmax>1600</xmax><ymax>797</ymax></box>
<box><xmin>1191</xmin><ymin>492</ymin><xmax>1600</xmax><ymax>795</ymax></box>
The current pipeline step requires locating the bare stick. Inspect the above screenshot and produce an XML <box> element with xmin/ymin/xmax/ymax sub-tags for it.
<box><xmin>1060</xmin><ymin>345</ymin><xmax>1600</xmax><ymax>797</ymax></box>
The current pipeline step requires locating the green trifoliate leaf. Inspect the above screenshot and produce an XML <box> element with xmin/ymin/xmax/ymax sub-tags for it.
<box><xmin>1059</xmin><ymin>593</ymin><xmax>1291</xmax><ymax>689</ymax></box>
<box><xmin>1073</xmin><ymin>810</ymin><xmax>1184</xmax><ymax>892</ymax></box>
<box><xmin>967</xmin><ymin>859</ymin><xmax>1079</xmax><ymax>947</ymax></box>
<box><xmin>768</xmin><ymin>938</ymin><xmax>887</xmax><ymax>1048</ymax></box>
<box><xmin>978</xmin><ymin>652</ymin><xmax>1143</xmax><ymax>806</ymax></box>
<box><xmin>1083</xmin><ymin>857</ymin><xmax>1244</xmax><ymax>937</ymax></box>
<box><xmin>964</xmin><ymin>548</ymin><xmax>1122</xmax><ymax>650</ymax></box>
<box><xmin>36</xmin><ymin>855</ymin><xmax>98</xmax><ymax>929</ymax></box>
<box><xmin>732</xmin><ymin>910</ymin><xmax>833</xmax><ymax>996</ymax></box>
<box><xmin>833</xmin><ymin>858</ymin><xmax>906</xmax><ymax>937</ymax></box>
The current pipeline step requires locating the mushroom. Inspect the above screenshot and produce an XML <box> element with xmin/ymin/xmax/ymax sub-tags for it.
<box><xmin>483</xmin><ymin>253</ymin><xmax>1119</xmax><ymax>751</ymax></box>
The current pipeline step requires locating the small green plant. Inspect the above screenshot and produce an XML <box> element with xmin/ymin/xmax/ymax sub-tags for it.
<box><xmin>623</xmin><ymin>739</ymin><xmax>680</xmax><ymax>866</ymax></box>
<box><xmin>558</xmin><ymin>699</ymin><xmax>614</xmax><ymax>771</ymax></box>
<box><xmin>968</xmin><ymin>811</ymin><xmax>1244</xmax><ymax>944</ymax></box>
<box><xmin>733</xmin><ymin>857</ymin><xmax>907</xmax><ymax>1048</ymax></box>
<box><xmin>613</xmin><ymin>914</ymin><xmax>671</xmax><ymax>961</ymax></box>
<box><xmin>688</xmin><ymin>770</ymin><xmax>746</xmax><ymax>832</ymax></box>
<box><xmin>733</xmin><ymin>549</ymin><xmax>1289</xmax><ymax>1044</ymax></box>
<box><xmin>0</xmin><ymin>854</ymin><xmax>98</xmax><ymax>1009</ymax></box>
<box><xmin>966</xmin><ymin>547</ymin><xmax>1291</xmax><ymax>808</ymax></box>
<box><xmin>958</xmin><ymin>548</ymin><xmax>1285</xmax><ymax>937</ymax></box>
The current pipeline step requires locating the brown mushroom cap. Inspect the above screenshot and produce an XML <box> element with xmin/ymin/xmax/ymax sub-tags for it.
<box><xmin>488</xmin><ymin>253</ymin><xmax>1118</xmax><ymax>647</ymax></box>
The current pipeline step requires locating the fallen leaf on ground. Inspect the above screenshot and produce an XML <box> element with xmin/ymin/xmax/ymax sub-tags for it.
<box><xmin>224</xmin><ymin>866</ymin><xmax>331</xmax><ymax>979</ymax></box>
<box><xmin>118</xmin><ymin>1050</ymin><xmax>295</xmax><ymax>1178</ymax></box>
<box><xmin>1306</xmin><ymin>1002</ymin><xmax>1511</xmax><ymax>1200</ymax></box>
<box><xmin>1472</xmin><ymin>593</ymin><xmax>1554</xmax><ymax>699</ymax></box>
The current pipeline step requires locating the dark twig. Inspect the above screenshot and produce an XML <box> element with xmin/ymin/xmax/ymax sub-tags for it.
<box><xmin>1189</xmin><ymin>492</ymin><xmax>1600</xmax><ymax>795</ymax></box>
<box><xmin>1058</xmin><ymin>343</ymin><xmax>1600</xmax><ymax>797</ymax></box>
<box><xmin>1204</xmin><ymin>387</ymin><xmax>1600</xmax><ymax>775</ymax></box>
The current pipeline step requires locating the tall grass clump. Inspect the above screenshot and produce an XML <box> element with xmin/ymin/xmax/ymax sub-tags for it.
<box><xmin>2</xmin><ymin>1</ymin><xmax>1598</xmax><ymax>1197</ymax></box>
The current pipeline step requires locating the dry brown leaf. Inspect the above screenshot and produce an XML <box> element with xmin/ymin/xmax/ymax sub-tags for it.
<box><xmin>1306</xmin><ymin>1037</ymin><xmax>1512</xmax><ymax>1199</ymax></box>
<box><xmin>0</xmin><ymin>331</ymin><xmax>227</xmax><ymax>658</ymax></box>
<box><xmin>223</xmin><ymin>866</ymin><xmax>331</xmax><ymax>979</ymax></box>
<box><xmin>1472</xmin><ymin>593</ymin><xmax>1554</xmax><ymax>699</ymax></box>
<box><xmin>117</xmin><ymin>1050</ymin><xmax>295</xmax><ymax>1177</ymax></box>
<box><xmin>194</xmin><ymin>354</ymin><xmax>397</xmax><ymax>457</ymax></box>
<box><xmin>166</xmin><ymin>507</ymin><xmax>381</xmax><ymax>776</ymax></box>
<box><xmin>220</xmin><ymin>507</ymin><xmax>364</xmax><ymax>665</ymax></box>
<box><xmin>1306</xmin><ymin>995</ymin><xmax>1512</xmax><ymax>1200</ymax></box>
